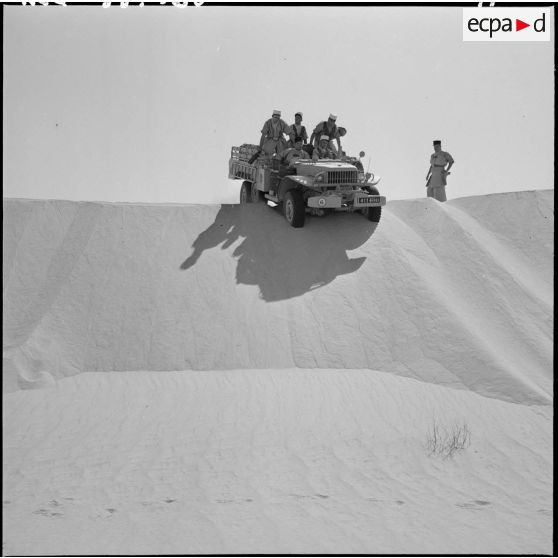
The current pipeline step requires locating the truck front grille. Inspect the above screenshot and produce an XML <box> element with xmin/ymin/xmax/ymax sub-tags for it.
<box><xmin>326</xmin><ymin>169</ymin><xmax>358</xmax><ymax>184</ymax></box>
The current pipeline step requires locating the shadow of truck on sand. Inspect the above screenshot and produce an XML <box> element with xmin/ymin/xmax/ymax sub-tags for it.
<box><xmin>180</xmin><ymin>203</ymin><xmax>379</xmax><ymax>302</ymax></box>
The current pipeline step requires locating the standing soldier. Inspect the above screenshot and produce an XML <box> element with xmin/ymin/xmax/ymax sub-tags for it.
<box><xmin>426</xmin><ymin>140</ymin><xmax>454</xmax><ymax>202</ymax></box>
<box><xmin>329</xmin><ymin>127</ymin><xmax>347</xmax><ymax>157</ymax></box>
<box><xmin>288</xmin><ymin>112</ymin><xmax>309</xmax><ymax>147</ymax></box>
<box><xmin>259</xmin><ymin>110</ymin><xmax>291</xmax><ymax>155</ymax></box>
<box><xmin>310</xmin><ymin>114</ymin><xmax>342</xmax><ymax>153</ymax></box>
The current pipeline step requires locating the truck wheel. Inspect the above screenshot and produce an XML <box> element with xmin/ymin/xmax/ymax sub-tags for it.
<box><xmin>363</xmin><ymin>185</ymin><xmax>381</xmax><ymax>223</ymax></box>
<box><xmin>284</xmin><ymin>190</ymin><xmax>305</xmax><ymax>228</ymax></box>
<box><xmin>251</xmin><ymin>182</ymin><xmax>264</xmax><ymax>203</ymax></box>
<box><xmin>240</xmin><ymin>181</ymin><xmax>252</xmax><ymax>204</ymax></box>
<box><xmin>365</xmin><ymin>206</ymin><xmax>382</xmax><ymax>223</ymax></box>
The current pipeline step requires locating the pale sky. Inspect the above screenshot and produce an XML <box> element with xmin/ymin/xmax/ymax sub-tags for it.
<box><xmin>3</xmin><ymin>4</ymin><xmax>554</xmax><ymax>204</ymax></box>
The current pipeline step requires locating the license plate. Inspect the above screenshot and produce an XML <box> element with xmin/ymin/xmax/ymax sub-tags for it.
<box><xmin>357</xmin><ymin>196</ymin><xmax>380</xmax><ymax>204</ymax></box>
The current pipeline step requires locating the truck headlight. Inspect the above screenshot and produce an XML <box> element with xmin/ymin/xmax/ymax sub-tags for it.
<box><xmin>315</xmin><ymin>173</ymin><xmax>325</xmax><ymax>183</ymax></box>
<box><xmin>357</xmin><ymin>172</ymin><xmax>364</xmax><ymax>182</ymax></box>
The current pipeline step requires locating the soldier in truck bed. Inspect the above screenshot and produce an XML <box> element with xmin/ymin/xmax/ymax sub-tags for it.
<box><xmin>288</xmin><ymin>112</ymin><xmax>309</xmax><ymax>147</ymax></box>
<box><xmin>310</xmin><ymin>114</ymin><xmax>342</xmax><ymax>153</ymax></box>
<box><xmin>259</xmin><ymin>109</ymin><xmax>291</xmax><ymax>155</ymax></box>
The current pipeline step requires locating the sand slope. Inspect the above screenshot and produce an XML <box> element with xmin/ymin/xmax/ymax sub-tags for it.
<box><xmin>2</xmin><ymin>190</ymin><xmax>553</xmax><ymax>554</ymax></box>
<box><xmin>3</xmin><ymin>191</ymin><xmax>553</xmax><ymax>403</ymax></box>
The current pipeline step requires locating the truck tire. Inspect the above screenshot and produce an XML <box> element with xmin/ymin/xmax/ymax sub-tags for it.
<box><xmin>363</xmin><ymin>185</ymin><xmax>382</xmax><ymax>223</ymax></box>
<box><xmin>251</xmin><ymin>182</ymin><xmax>264</xmax><ymax>203</ymax></box>
<box><xmin>240</xmin><ymin>181</ymin><xmax>252</xmax><ymax>203</ymax></box>
<box><xmin>284</xmin><ymin>190</ymin><xmax>305</xmax><ymax>228</ymax></box>
<box><xmin>365</xmin><ymin>206</ymin><xmax>382</xmax><ymax>223</ymax></box>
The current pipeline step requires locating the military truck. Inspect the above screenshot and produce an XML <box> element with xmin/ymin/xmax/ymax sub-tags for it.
<box><xmin>228</xmin><ymin>143</ymin><xmax>386</xmax><ymax>228</ymax></box>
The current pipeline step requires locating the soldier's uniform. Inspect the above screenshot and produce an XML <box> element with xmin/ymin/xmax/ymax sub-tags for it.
<box><xmin>283</xmin><ymin>147</ymin><xmax>310</xmax><ymax>164</ymax></box>
<box><xmin>312</xmin><ymin>136</ymin><xmax>337</xmax><ymax>161</ymax></box>
<box><xmin>288</xmin><ymin>111</ymin><xmax>309</xmax><ymax>147</ymax></box>
<box><xmin>260</xmin><ymin>110</ymin><xmax>291</xmax><ymax>155</ymax></box>
<box><xmin>427</xmin><ymin>143</ymin><xmax>454</xmax><ymax>202</ymax></box>
<box><xmin>312</xmin><ymin>119</ymin><xmax>338</xmax><ymax>147</ymax></box>
<box><xmin>288</xmin><ymin>124</ymin><xmax>308</xmax><ymax>147</ymax></box>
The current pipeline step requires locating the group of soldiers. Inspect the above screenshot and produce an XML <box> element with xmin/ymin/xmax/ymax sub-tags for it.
<box><xmin>259</xmin><ymin>110</ymin><xmax>346</xmax><ymax>164</ymax></box>
<box><xmin>256</xmin><ymin>109</ymin><xmax>456</xmax><ymax>203</ymax></box>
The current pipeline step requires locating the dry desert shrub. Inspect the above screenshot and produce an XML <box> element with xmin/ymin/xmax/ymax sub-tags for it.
<box><xmin>426</xmin><ymin>418</ymin><xmax>471</xmax><ymax>459</ymax></box>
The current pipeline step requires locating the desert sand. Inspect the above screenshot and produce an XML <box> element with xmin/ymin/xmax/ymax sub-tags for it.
<box><xmin>2</xmin><ymin>189</ymin><xmax>553</xmax><ymax>555</ymax></box>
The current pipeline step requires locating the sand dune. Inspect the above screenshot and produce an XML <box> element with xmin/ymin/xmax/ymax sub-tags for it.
<box><xmin>2</xmin><ymin>190</ymin><xmax>553</xmax><ymax>554</ymax></box>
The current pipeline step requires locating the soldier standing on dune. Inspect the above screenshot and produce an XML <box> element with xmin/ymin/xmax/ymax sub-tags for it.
<box><xmin>426</xmin><ymin>140</ymin><xmax>454</xmax><ymax>202</ymax></box>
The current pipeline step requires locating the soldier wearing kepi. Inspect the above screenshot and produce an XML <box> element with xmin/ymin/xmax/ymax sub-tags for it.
<box><xmin>310</xmin><ymin>114</ymin><xmax>341</xmax><ymax>153</ymax></box>
<box><xmin>259</xmin><ymin>110</ymin><xmax>291</xmax><ymax>155</ymax></box>
<box><xmin>426</xmin><ymin>140</ymin><xmax>454</xmax><ymax>202</ymax></box>
<box><xmin>312</xmin><ymin>135</ymin><xmax>338</xmax><ymax>161</ymax></box>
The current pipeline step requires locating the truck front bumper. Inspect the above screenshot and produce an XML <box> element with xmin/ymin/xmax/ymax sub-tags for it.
<box><xmin>307</xmin><ymin>193</ymin><xmax>387</xmax><ymax>209</ymax></box>
<box><xmin>307</xmin><ymin>195</ymin><xmax>342</xmax><ymax>209</ymax></box>
<box><xmin>352</xmin><ymin>194</ymin><xmax>387</xmax><ymax>207</ymax></box>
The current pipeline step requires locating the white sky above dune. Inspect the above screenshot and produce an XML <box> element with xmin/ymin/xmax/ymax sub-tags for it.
<box><xmin>3</xmin><ymin>4</ymin><xmax>554</xmax><ymax>204</ymax></box>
